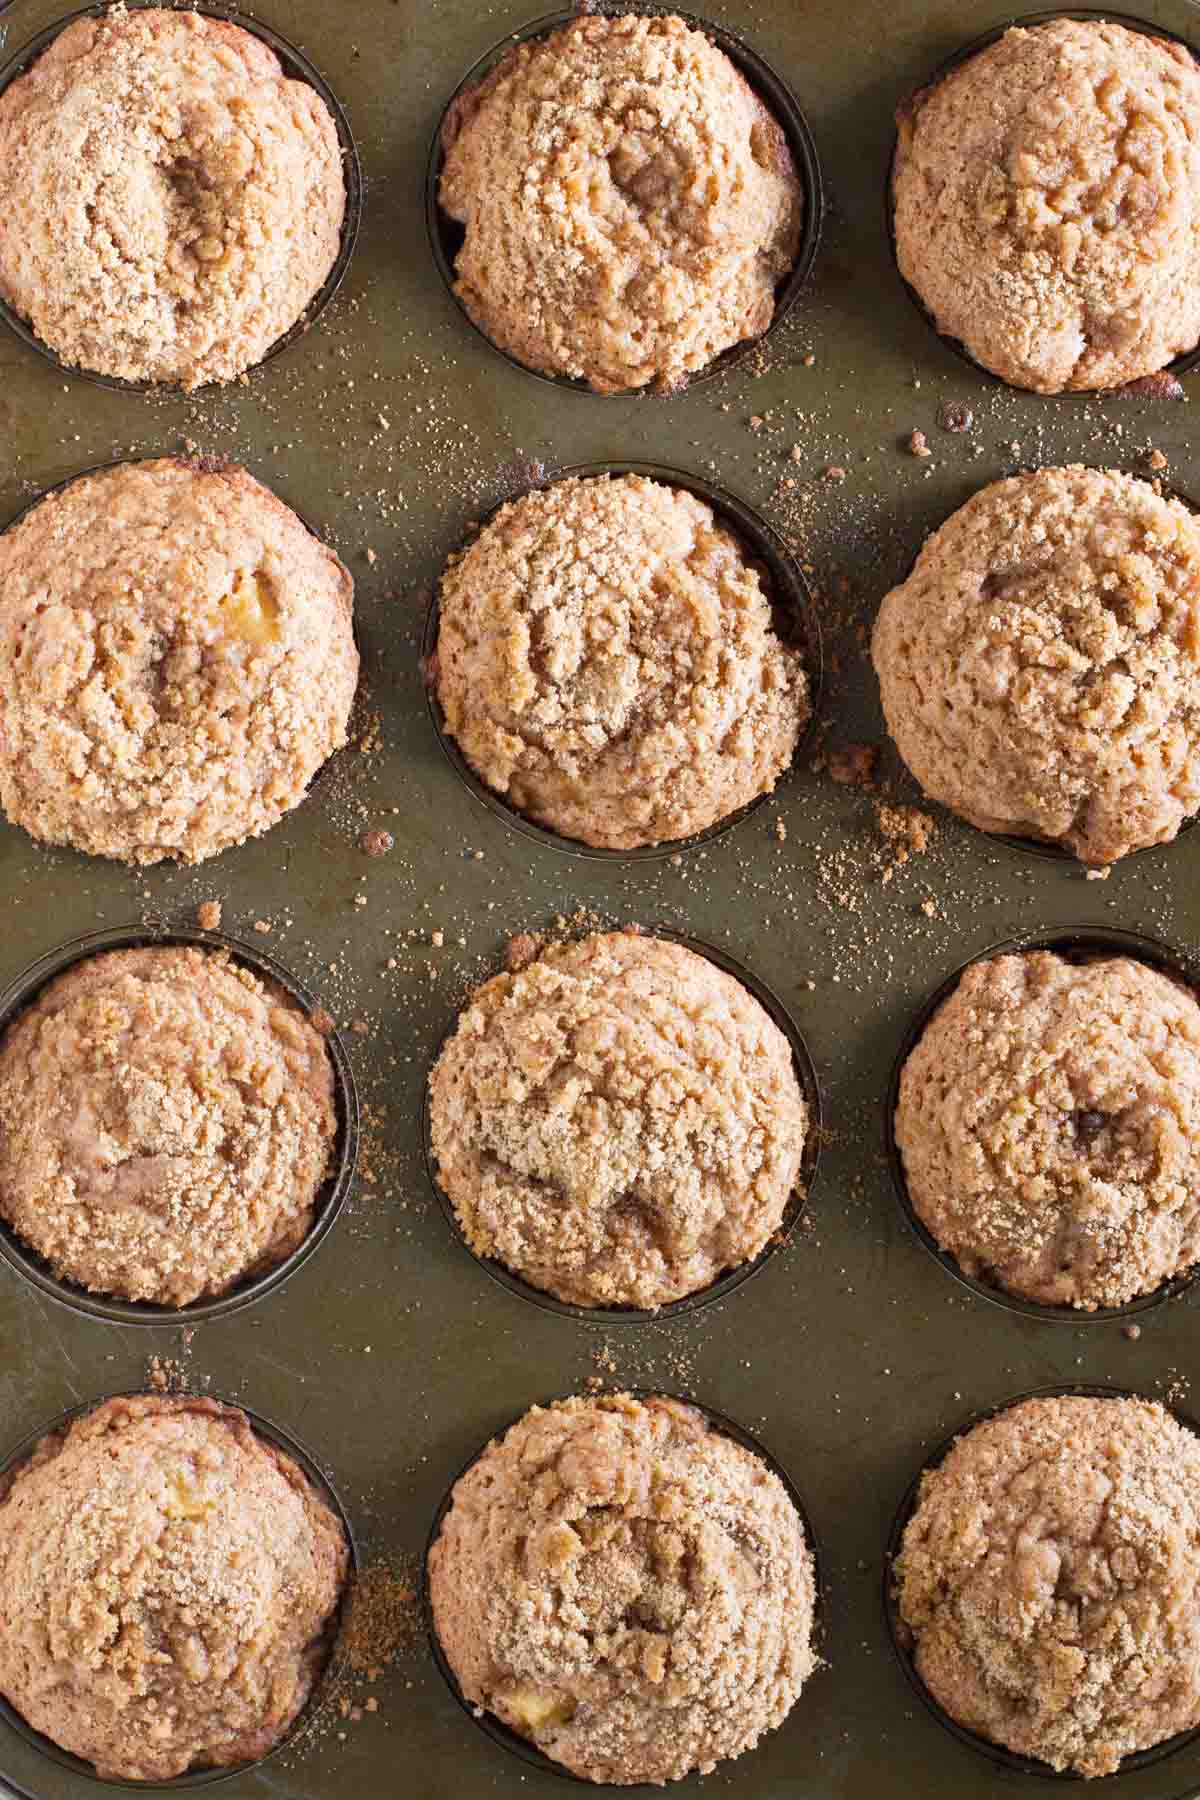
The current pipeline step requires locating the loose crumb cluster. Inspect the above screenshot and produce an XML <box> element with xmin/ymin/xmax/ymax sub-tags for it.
<box><xmin>429</xmin><ymin>1391</ymin><xmax>816</xmax><ymax>1785</ymax></box>
<box><xmin>439</xmin><ymin>12</ymin><xmax>802</xmax><ymax>392</ymax></box>
<box><xmin>896</xmin><ymin>1394</ymin><xmax>1200</xmax><ymax>1775</ymax></box>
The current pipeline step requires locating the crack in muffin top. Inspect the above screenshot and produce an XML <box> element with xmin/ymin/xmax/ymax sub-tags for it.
<box><xmin>438</xmin><ymin>12</ymin><xmax>802</xmax><ymax>392</ymax></box>
<box><xmin>895</xmin><ymin>1394</ymin><xmax>1200</xmax><ymax>1776</ymax></box>
<box><xmin>0</xmin><ymin>5</ymin><xmax>347</xmax><ymax>388</ymax></box>
<box><xmin>872</xmin><ymin>466</ymin><xmax>1200</xmax><ymax>864</ymax></box>
<box><xmin>892</xmin><ymin>19</ymin><xmax>1200</xmax><ymax>393</ymax></box>
<box><xmin>433</xmin><ymin>473</ymin><xmax>809</xmax><ymax>850</ymax></box>
<box><xmin>428</xmin><ymin>1391</ymin><xmax>816</xmax><ymax>1785</ymax></box>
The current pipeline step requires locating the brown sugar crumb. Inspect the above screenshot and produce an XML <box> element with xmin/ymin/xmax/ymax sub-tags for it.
<box><xmin>749</xmin><ymin>414</ymin><xmax>765</xmax><ymax>432</ymax></box>
<box><xmin>1124</xmin><ymin>1323</ymin><xmax>1142</xmax><ymax>1341</ymax></box>
<box><xmin>359</xmin><ymin>829</ymin><xmax>394</xmax><ymax>857</ymax></box>
<box><xmin>309</xmin><ymin>1007</ymin><xmax>335</xmax><ymax>1036</ymax></box>
<box><xmin>505</xmin><ymin>932</ymin><xmax>544</xmax><ymax>972</ymax></box>
<box><xmin>1147</xmin><ymin>447</ymin><xmax>1169</xmax><ymax>471</ymax></box>
<box><xmin>195</xmin><ymin>899</ymin><xmax>222</xmax><ymax>931</ymax></box>
<box><xmin>876</xmin><ymin>803</ymin><xmax>935</xmax><ymax>880</ymax></box>
<box><xmin>789</xmin><ymin>444</ymin><xmax>804</xmax><ymax>463</ymax></box>
<box><xmin>252</xmin><ymin>919</ymin><xmax>272</xmax><ymax>935</ymax></box>
<box><xmin>823</xmin><ymin>465</ymin><xmax>847</xmax><ymax>483</ymax></box>
<box><xmin>829</xmin><ymin>742</ymin><xmax>879</xmax><ymax>788</ymax></box>
<box><xmin>937</xmin><ymin>402</ymin><xmax>973</xmax><ymax>433</ymax></box>
<box><xmin>775</xmin><ymin>817</ymin><xmax>787</xmax><ymax>842</ymax></box>
<box><xmin>907</xmin><ymin>429</ymin><xmax>931</xmax><ymax>457</ymax></box>
<box><xmin>1118</xmin><ymin>372</ymin><xmax>1185</xmax><ymax>401</ymax></box>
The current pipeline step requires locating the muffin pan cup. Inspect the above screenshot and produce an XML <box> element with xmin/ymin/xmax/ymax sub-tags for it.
<box><xmin>426</xmin><ymin>5</ymin><xmax>823</xmax><ymax>397</ymax></box>
<box><xmin>422</xmin><ymin>926</ymin><xmax>822</xmax><ymax>1324</ymax></box>
<box><xmin>883</xmin><ymin>1381</ymin><xmax>1200</xmax><ymax>1782</ymax></box>
<box><xmin>422</xmin><ymin>459</ymin><xmax>823</xmax><ymax>861</ymax></box>
<box><xmin>0</xmin><ymin>924</ymin><xmax>359</xmax><ymax>1327</ymax></box>
<box><xmin>423</xmin><ymin>1386</ymin><xmax>826</xmax><ymax>1788</ymax></box>
<box><xmin>0</xmin><ymin>1387</ymin><xmax>358</xmax><ymax>1791</ymax></box>
<box><xmin>885</xmin><ymin>8</ymin><xmax>1200</xmax><ymax>395</ymax></box>
<box><xmin>885</xmin><ymin>925</ymin><xmax>1200</xmax><ymax>1325</ymax></box>
<box><xmin>0</xmin><ymin>0</ymin><xmax>363</xmax><ymax>395</ymax></box>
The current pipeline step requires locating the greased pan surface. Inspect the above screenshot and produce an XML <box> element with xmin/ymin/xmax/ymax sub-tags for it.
<box><xmin>2</xmin><ymin>0</ymin><xmax>1200</xmax><ymax>1796</ymax></box>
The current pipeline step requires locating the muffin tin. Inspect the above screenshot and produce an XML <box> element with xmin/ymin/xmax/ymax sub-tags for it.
<box><xmin>3</xmin><ymin>0</ymin><xmax>1200</xmax><ymax>1795</ymax></box>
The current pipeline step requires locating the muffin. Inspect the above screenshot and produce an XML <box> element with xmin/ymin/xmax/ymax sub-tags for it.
<box><xmin>0</xmin><ymin>457</ymin><xmax>358</xmax><ymax>865</ymax></box>
<box><xmin>0</xmin><ymin>6</ymin><xmax>346</xmax><ymax>388</ymax></box>
<box><xmin>429</xmin><ymin>931</ymin><xmax>808</xmax><ymax>1309</ymax></box>
<box><xmin>428</xmin><ymin>1391</ymin><xmax>816</xmax><ymax>1785</ymax></box>
<box><xmin>894</xmin><ymin>1393</ymin><xmax>1200</xmax><ymax>1776</ymax></box>
<box><xmin>0</xmin><ymin>1394</ymin><xmax>348</xmax><ymax>1781</ymax></box>
<box><xmin>0</xmin><ymin>945</ymin><xmax>339</xmax><ymax>1307</ymax></box>
<box><xmin>433</xmin><ymin>474</ymin><xmax>808</xmax><ymax>849</ymax></box>
<box><xmin>872</xmin><ymin>467</ymin><xmax>1200</xmax><ymax>864</ymax></box>
<box><xmin>438</xmin><ymin>12</ymin><xmax>803</xmax><ymax>393</ymax></box>
<box><xmin>892</xmin><ymin>19</ymin><xmax>1200</xmax><ymax>393</ymax></box>
<box><xmin>896</xmin><ymin>950</ymin><xmax>1200</xmax><ymax>1312</ymax></box>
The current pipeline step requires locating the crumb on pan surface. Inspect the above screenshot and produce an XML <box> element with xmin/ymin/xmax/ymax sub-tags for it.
<box><xmin>895</xmin><ymin>1394</ymin><xmax>1200</xmax><ymax>1776</ymax></box>
<box><xmin>0</xmin><ymin>456</ymin><xmax>358</xmax><ymax>866</ymax></box>
<box><xmin>429</xmin><ymin>931</ymin><xmax>807</xmax><ymax>1310</ymax></box>
<box><xmin>428</xmin><ymin>1390</ymin><xmax>816</xmax><ymax>1786</ymax></box>
<box><xmin>0</xmin><ymin>945</ymin><xmax>338</xmax><ymax>1306</ymax></box>
<box><xmin>871</xmin><ymin>466</ymin><xmax>1200</xmax><ymax>865</ymax></box>
<box><xmin>434</xmin><ymin>474</ymin><xmax>809</xmax><ymax>849</ymax></box>
<box><xmin>0</xmin><ymin>5</ymin><xmax>346</xmax><ymax>388</ymax></box>
<box><xmin>896</xmin><ymin>950</ymin><xmax>1200</xmax><ymax>1311</ymax></box>
<box><xmin>0</xmin><ymin>1393</ymin><xmax>349</xmax><ymax>1781</ymax></box>
<box><xmin>438</xmin><ymin>12</ymin><xmax>802</xmax><ymax>393</ymax></box>
<box><xmin>892</xmin><ymin>19</ymin><xmax>1200</xmax><ymax>393</ymax></box>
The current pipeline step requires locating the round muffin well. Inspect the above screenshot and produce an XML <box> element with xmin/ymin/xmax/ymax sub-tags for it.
<box><xmin>428</xmin><ymin>1391</ymin><xmax>817</xmax><ymax>1786</ymax></box>
<box><xmin>0</xmin><ymin>1393</ymin><xmax>350</xmax><ymax>1783</ymax></box>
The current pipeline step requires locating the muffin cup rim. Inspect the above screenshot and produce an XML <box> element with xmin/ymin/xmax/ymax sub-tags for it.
<box><xmin>0</xmin><ymin>1386</ymin><xmax>358</xmax><ymax>1790</ymax></box>
<box><xmin>883</xmin><ymin>1380</ymin><xmax>1200</xmax><ymax>1783</ymax></box>
<box><xmin>423</xmin><ymin>1385</ymin><xmax>826</xmax><ymax>1789</ymax></box>
<box><xmin>422</xmin><ymin>458</ymin><xmax>824</xmax><ymax>862</ymax></box>
<box><xmin>0</xmin><ymin>0</ymin><xmax>364</xmax><ymax>396</ymax></box>
<box><xmin>424</xmin><ymin>3</ymin><xmax>824</xmax><ymax>398</ymax></box>
<box><xmin>0</xmin><ymin>922</ymin><xmax>360</xmax><ymax>1327</ymax></box>
<box><xmin>884</xmin><ymin>924</ymin><xmax>1200</xmax><ymax>1325</ymax></box>
<box><xmin>421</xmin><ymin>924</ymin><xmax>823</xmax><ymax>1324</ymax></box>
<box><xmin>885</xmin><ymin>7</ymin><xmax>1200</xmax><ymax>396</ymax></box>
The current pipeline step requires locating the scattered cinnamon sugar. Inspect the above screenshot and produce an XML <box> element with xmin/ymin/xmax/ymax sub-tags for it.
<box><xmin>876</xmin><ymin>803</ymin><xmax>935</xmax><ymax>882</ymax></box>
<box><xmin>339</xmin><ymin>1557</ymin><xmax>422</xmax><ymax>1674</ymax></box>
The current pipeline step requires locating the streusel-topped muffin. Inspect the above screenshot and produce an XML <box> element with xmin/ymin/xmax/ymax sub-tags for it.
<box><xmin>439</xmin><ymin>12</ymin><xmax>803</xmax><ymax>392</ymax></box>
<box><xmin>0</xmin><ymin>1394</ymin><xmax>348</xmax><ymax>1781</ymax></box>
<box><xmin>433</xmin><ymin>474</ymin><xmax>808</xmax><ymax>849</ymax></box>
<box><xmin>0</xmin><ymin>6</ymin><xmax>346</xmax><ymax>387</ymax></box>
<box><xmin>0</xmin><ymin>945</ymin><xmax>339</xmax><ymax>1307</ymax></box>
<box><xmin>872</xmin><ymin>467</ymin><xmax>1200</xmax><ymax>864</ymax></box>
<box><xmin>429</xmin><ymin>1392</ymin><xmax>817</xmax><ymax>1785</ymax></box>
<box><xmin>892</xmin><ymin>19</ymin><xmax>1200</xmax><ymax>392</ymax></box>
<box><xmin>0</xmin><ymin>457</ymin><xmax>357</xmax><ymax>865</ymax></box>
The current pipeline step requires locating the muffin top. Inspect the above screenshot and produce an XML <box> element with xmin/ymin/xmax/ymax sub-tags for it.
<box><xmin>0</xmin><ymin>6</ymin><xmax>346</xmax><ymax>388</ymax></box>
<box><xmin>895</xmin><ymin>1393</ymin><xmax>1200</xmax><ymax>1775</ymax></box>
<box><xmin>0</xmin><ymin>457</ymin><xmax>358</xmax><ymax>865</ymax></box>
<box><xmin>438</xmin><ymin>12</ymin><xmax>802</xmax><ymax>392</ymax></box>
<box><xmin>428</xmin><ymin>1391</ymin><xmax>816</xmax><ymax>1785</ymax></box>
<box><xmin>429</xmin><ymin>931</ymin><xmax>807</xmax><ymax>1309</ymax></box>
<box><xmin>892</xmin><ymin>19</ymin><xmax>1200</xmax><ymax>392</ymax></box>
<box><xmin>433</xmin><ymin>474</ymin><xmax>808</xmax><ymax>849</ymax></box>
<box><xmin>0</xmin><ymin>945</ymin><xmax>338</xmax><ymax>1307</ymax></box>
<box><xmin>0</xmin><ymin>1394</ymin><xmax>348</xmax><ymax>1781</ymax></box>
<box><xmin>896</xmin><ymin>951</ymin><xmax>1200</xmax><ymax>1311</ymax></box>
<box><xmin>872</xmin><ymin>466</ymin><xmax>1200</xmax><ymax>864</ymax></box>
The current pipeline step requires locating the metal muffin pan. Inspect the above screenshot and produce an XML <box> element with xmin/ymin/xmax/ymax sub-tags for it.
<box><xmin>421</xmin><ymin>926</ymin><xmax>823</xmax><ymax>1324</ymax></box>
<box><xmin>0</xmin><ymin>1389</ymin><xmax>357</xmax><ymax>1790</ymax></box>
<box><xmin>2</xmin><ymin>0</ymin><xmax>1200</xmax><ymax>1795</ymax></box>
<box><xmin>0</xmin><ymin>0</ymin><xmax>363</xmax><ymax>394</ymax></box>
<box><xmin>426</xmin><ymin>4</ymin><xmax>823</xmax><ymax>396</ymax></box>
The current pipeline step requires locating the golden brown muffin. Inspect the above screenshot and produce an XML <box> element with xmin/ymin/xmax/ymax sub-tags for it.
<box><xmin>429</xmin><ymin>932</ymin><xmax>807</xmax><ymax>1309</ymax></box>
<box><xmin>0</xmin><ymin>6</ymin><xmax>346</xmax><ymax>388</ymax></box>
<box><xmin>429</xmin><ymin>1392</ymin><xmax>816</xmax><ymax>1785</ymax></box>
<box><xmin>872</xmin><ymin>467</ymin><xmax>1200</xmax><ymax>864</ymax></box>
<box><xmin>0</xmin><ymin>457</ymin><xmax>358</xmax><ymax>865</ymax></box>
<box><xmin>439</xmin><ymin>12</ymin><xmax>802</xmax><ymax>392</ymax></box>
<box><xmin>895</xmin><ymin>1394</ymin><xmax>1200</xmax><ymax>1775</ymax></box>
<box><xmin>0</xmin><ymin>945</ymin><xmax>339</xmax><ymax>1307</ymax></box>
<box><xmin>0</xmin><ymin>1394</ymin><xmax>349</xmax><ymax>1781</ymax></box>
<box><xmin>893</xmin><ymin>19</ymin><xmax>1200</xmax><ymax>393</ymax></box>
<box><xmin>896</xmin><ymin>951</ymin><xmax>1200</xmax><ymax>1310</ymax></box>
<box><xmin>434</xmin><ymin>474</ymin><xmax>808</xmax><ymax>849</ymax></box>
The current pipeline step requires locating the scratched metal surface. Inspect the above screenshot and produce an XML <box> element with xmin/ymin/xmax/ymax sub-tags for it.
<box><xmin>3</xmin><ymin>0</ymin><xmax>1200</xmax><ymax>1796</ymax></box>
